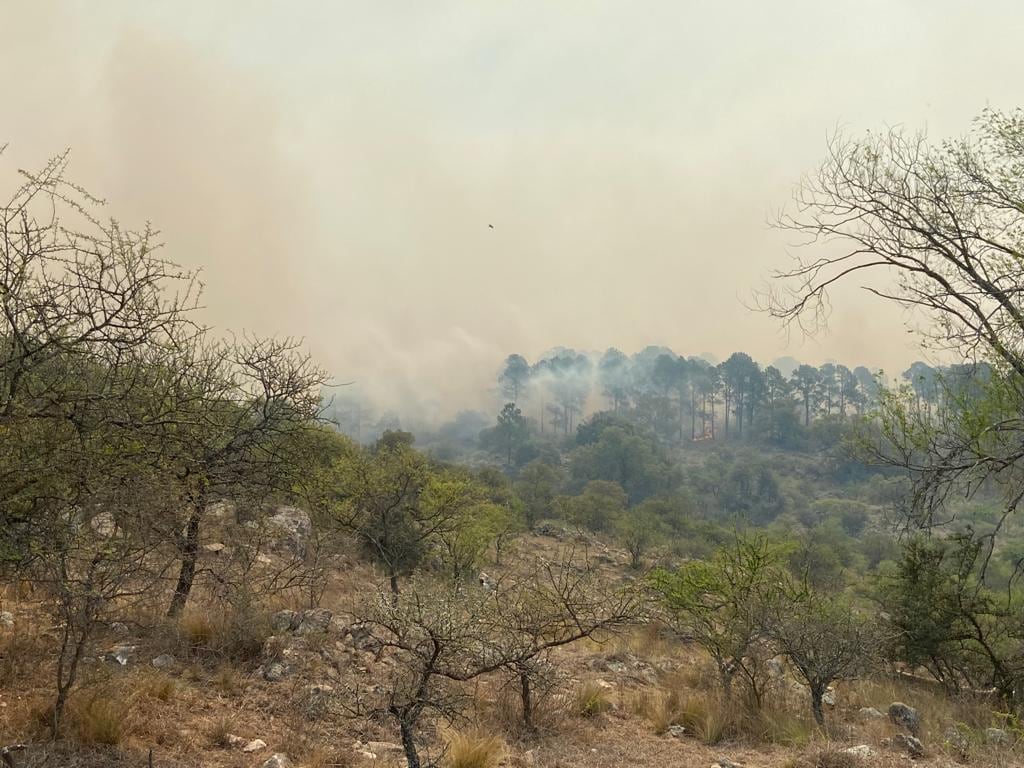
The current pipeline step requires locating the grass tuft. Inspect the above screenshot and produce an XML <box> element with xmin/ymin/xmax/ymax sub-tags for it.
<box><xmin>446</xmin><ymin>726</ymin><xmax>504</xmax><ymax>768</ymax></box>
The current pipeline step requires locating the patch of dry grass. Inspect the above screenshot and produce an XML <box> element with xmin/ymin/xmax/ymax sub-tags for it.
<box><xmin>569</xmin><ymin>680</ymin><xmax>614</xmax><ymax>718</ymax></box>
<box><xmin>445</xmin><ymin>726</ymin><xmax>505</xmax><ymax>768</ymax></box>
<box><xmin>66</xmin><ymin>690</ymin><xmax>135</xmax><ymax>746</ymax></box>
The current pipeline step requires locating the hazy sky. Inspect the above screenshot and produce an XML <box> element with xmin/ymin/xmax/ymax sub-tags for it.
<box><xmin>4</xmin><ymin>1</ymin><xmax>1021</xmax><ymax>418</ymax></box>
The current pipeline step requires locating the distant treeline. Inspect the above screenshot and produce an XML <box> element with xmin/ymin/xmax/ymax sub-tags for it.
<box><xmin>325</xmin><ymin>346</ymin><xmax>989</xmax><ymax>453</ymax></box>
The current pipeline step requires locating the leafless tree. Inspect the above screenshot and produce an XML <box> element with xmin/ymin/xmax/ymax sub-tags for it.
<box><xmin>764</xmin><ymin>109</ymin><xmax>1024</xmax><ymax>547</ymax></box>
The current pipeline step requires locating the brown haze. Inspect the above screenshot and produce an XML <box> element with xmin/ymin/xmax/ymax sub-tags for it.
<box><xmin>4</xmin><ymin>1</ymin><xmax>1022</xmax><ymax>420</ymax></box>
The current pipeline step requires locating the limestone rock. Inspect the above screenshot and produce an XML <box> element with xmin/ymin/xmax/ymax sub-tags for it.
<box><xmin>858</xmin><ymin>706</ymin><xmax>884</xmax><ymax>720</ymax></box>
<box><xmin>985</xmin><ymin>727</ymin><xmax>1009</xmax><ymax>745</ymax></box>
<box><xmin>151</xmin><ymin>653</ymin><xmax>176</xmax><ymax>670</ymax></box>
<box><xmin>893</xmin><ymin>733</ymin><xmax>924</xmax><ymax>758</ymax></box>
<box><xmin>271</xmin><ymin>610</ymin><xmax>300</xmax><ymax>633</ymax></box>
<box><xmin>261</xmin><ymin>755</ymin><xmax>291</xmax><ymax>768</ymax></box>
<box><xmin>106</xmin><ymin>644</ymin><xmax>137</xmax><ymax>666</ymax></box>
<box><xmin>843</xmin><ymin>745</ymin><xmax>875</xmax><ymax>759</ymax></box>
<box><xmin>242</xmin><ymin>739</ymin><xmax>267</xmax><ymax>753</ymax></box>
<box><xmin>296</xmin><ymin>608</ymin><xmax>333</xmax><ymax>635</ymax></box>
<box><xmin>888</xmin><ymin>701</ymin><xmax>921</xmax><ymax>736</ymax></box>
<box><xmin>266</xmin><ymin>506</ymin><xmax>312</xmax><ymax>557</ymax></box>
<box><xmin>262</xmin><ymin>661</ymin><xmax>294</xmax><ymax>682</ymax></box>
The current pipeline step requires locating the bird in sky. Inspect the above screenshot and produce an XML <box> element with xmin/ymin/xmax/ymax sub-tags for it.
<box><xmin>488</xmin><ymin>224</ymin><xmax>494</xmax><ymax>229</ymax></box>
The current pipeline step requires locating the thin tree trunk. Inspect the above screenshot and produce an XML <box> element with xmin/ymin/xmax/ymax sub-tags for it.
<box><xmin>168</xmin><ymin>507</ymin><xmax>203</xmax><ymax>617</ymax></box>
<box><xmin>520</xmin><ymin>669</ymin><xmax>534</xmax><ymax>731</ymax></box>
<box><xmin>399</xmin><ymin>719</ymin><xmax>421</xmax><ymax>768</ymax></box>
<box><xmin>811</xmin><ymin>688</ymin><xmax>825</xmax><ymax>727</ymax></box>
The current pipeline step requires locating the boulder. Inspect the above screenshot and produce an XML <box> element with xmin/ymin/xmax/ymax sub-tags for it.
<box><xmin>858</xmin><ymin>706</ymin><xmax>884</xmax><ymax>720</ymax></box>
<box><xmin>842</xmin><ymin>745</ymin><xmax>875</xmax><ymax>759</ymax></box>
<box><xmin>296</xmin><ymin>608</ymin><xmax>333</xmax><ymax>635</ymax></box>
<box><xmin>261</xmin><ymin>755</ymin><xmax>291</xmax><ymax>768</ymax></box>
<box><xmin>151</xmin><ymin>653</ymin><xmax>176</xmax><ymax>670</ymax></box>
<box><xmin>944</xmin><ymin>726</ymin><xmax>969</xmax><ymax>754</ymax></box>
<box><xmin>668</xmin><ymin>725</ymin><xmax>686</xmax><ymax>739</ymax></box>
<box><xmin>893</xmin><ymin>733</ymin><xmax>924</xmax><ymax>758</ymax></box>
<box><xmin>888</xmin><ymin>702</ymin><xmax>921</xmax><ymax>736</ymax></box>
<box><xmin>985</xmin><ymin>727</ymin><xmax>1009</xmax><ymax>746</ymax></box>
<box><xmin>105</xmin><ymin>644</ymin><xmax>137</xmax><ymax>666</ymax></box>
<box><xmin>262</xmin><ymin>661</ymin><xmax>294</xmax><ymax>683</ymax></box>
<box><xmin>270</xmin><ymin>610</ymin><xmax>300</xmax><ymax>633</ymax></box>
<box><xmin>266</xmin><ymin>506</ymin><xmax>312</xmax><ymax>557</ymax></box>
<box><xmin>89</xmin><ymin>511</ymin><xmax>117</xmax><ymax>537</ymax></box>
<box><xmin>347</xmin><ymin>624</ymin><xmax>381</xmax><ymax>652</ymax></box>
<box><xmin>478</xmin><ymin>572</ymin><xmax>497</xmax><ymax>592</ymax></box>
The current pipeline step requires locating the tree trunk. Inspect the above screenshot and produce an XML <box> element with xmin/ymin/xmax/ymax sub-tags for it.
<box><xmin>399</xmin><ymin>719</ymin><xmax>421</xmax><ymax>768</ymax></box>
<box><xmin>810</xmin><ymin>687</ymin><xmax>825</xmax><ymax>727</ymax></box>
<box><xmin>52</xmin><ymin>619</ymin><xmax>91</xmax><ymax>738</ymax></box>
<box><xmin>520</xmin><ymin>669</ymin><xmax>534</xmax><ymax>731</ymax></box>
<box><xmin>168</xmin><ymin>507</ymin><xmax>203</xmax><ymax>617</ymax></box>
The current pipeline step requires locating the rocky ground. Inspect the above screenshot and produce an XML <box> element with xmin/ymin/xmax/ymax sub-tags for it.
<box><xmin>1</xmin><ymin>526</ymin><xmax>1022</xmax><ymax>768</ymax></box>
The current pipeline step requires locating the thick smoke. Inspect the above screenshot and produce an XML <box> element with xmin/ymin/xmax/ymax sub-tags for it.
<box><xmin>5</xmin><ymin>2</ymin><xmax>1015</xmax><ymax>426</ymax></box>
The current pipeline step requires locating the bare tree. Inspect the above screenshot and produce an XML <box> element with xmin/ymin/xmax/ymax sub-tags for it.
<box><xmin>764</xmin><ymin>109</ymin><xmax>1024</xmax><ymax>549</ymax></box>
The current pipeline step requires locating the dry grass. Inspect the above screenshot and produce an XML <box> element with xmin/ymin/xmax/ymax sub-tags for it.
<box><xmin>445</xmin><ymin>726</ymin><xmax>505</xmax><ymax>768</ymax></box>
<box><xmin>0</xmin><ymin>622</ymin><xmax>50</xmax><ymax>689</ymax></box>
<box><xmin>795</xmin><ymin>743</ymin><xmax>862</xmax><ymax>768</ymax></box>
<box><xmin>569</xmin><ymin>680</ymin><xmax>614</xmax><ymax>718</ymax></box>
<box><xmin>176</xmin><ymin>604</ymin><xmax>272</xmax><ymax>664</ymax></box>
<box><xmin>207</xmin><ymin>715</ymin><xmax>236</xmax><ymax>748</ymax></box>
<box><xmin>130</xmin><ymin>668</ymin><xmax>177</xmax><ymax>702</ymax></box>
<box><xmin>66</xmin><ymin>690</ymin><xmax>135</xmax><ymax>747</ymax></box>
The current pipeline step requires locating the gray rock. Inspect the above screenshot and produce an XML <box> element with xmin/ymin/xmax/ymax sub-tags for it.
<box><xmin>858</xmin><ymin>706</ymin><xmax>885</xmax><ymax>720</ymax></box>
<box><xmin>151</xmin><ymin>653</ymin><xmax>176</xmax><ymax>670</ymax></box>
<box><xmin>270</xmin><ymin>610</ymin><xmax>299</xmax><ymax>633</ymax></box>
<box><xmin>888</xmin><ymin>701</ymin><xmax>921</xmax><ymax>736</ymax></box>
<box><xmin>944</xmin><ymin>726</ymin><xmax>969</xmax><ymax>754</ymax></box>
<box><xmin>893</xmin><ymin>733</ymin><xmax>924</xmax><ymax>757</ymax></box>
<box><xmin>347</xmin><ymin>624</ymin><xmax>381</xmax><ymax>652</ymax></box>
<box><xmin>106</xmin><ymin>644</ymin><xmax>137</xmax><ymax>666</ymax></box>
<box><xmin>296</xmin><ymin>608</ymin><xmax>333</xmax><ymax>635</ymax></box>
<box><xmin>711</xmin><ymin>759</ymin><xmax>743</xmax><ymax>768</ymax></box>
<box><xmin>766</xmin><ymin>658</ymin><xmax>784</xmax><ymax>678</ymax></box>
<box><xmin>478</xmin><ymin>572</ymin><xmax>497</xmax><ymax>591</ymax></box>
<box><xmin>605</xmin><ymin>660</ymin><xmax>628</xmax><ymax>675</ymax></box>
<box><xmin>0</xmin><ymin>611</ymin><xmax>14</xmax><ymax>628</ymax></box>
<box><xmin>842</xmin><ymin>745</ymin><xmax>875</xmax><ymax>759</ymax></box>
<box><xmin>266</xmin><ymin>506</ymin><xmax>312</xmax><ymax>557</ymax></box>
<box><xmin>985</xmin><ymin>727</ymin><xmax>1009</xmax><ymax>745</ymax></box>
<box><xmin>261</xmin><ymin>755</ymin><xmax>291</xmax><ymax>768</ymax></box>
<box><xmin>262</xmin><ymin>661</ymin><xmax>294</xmax><ymax>682</ymax></box>
<box><xmin>90</xmin><ymin>511</ymin><xmax>117</xmax><ymax>537</ymax></box>
<box><xmin>242</xmin><ymin>739</ymin><xmax>267</xmax><ymax>753</ymax></box>
<box><xmin>109</xmin><ymin>621</ymin><xmax>129</xmax><ymax>636</ymax></box>
<box><xmin>365</xmin><ymin>741</ymin><xmax>403</xmax><ymax>755</ymax></box>
<box><xmin>667</xmin><ymin>724</ymin><xmax>686</xmax><ymax>739</ymax></box>
<box><xmin>822</xmin><ymin>688</ymin><xmax>836</xmax><ymax>706</ymax></box>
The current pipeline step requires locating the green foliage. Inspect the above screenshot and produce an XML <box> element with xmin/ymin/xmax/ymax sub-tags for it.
<box><xmin>513</xmin><ymin>460</ymin><xmax>563</xmax><ymax>528</ymax></box>
<box><xmin>614</xmin><ymin>507</ymin><xmax>666</xmax><ymax>568</ymax></box>
<box><xmin>568</xmin><ymin>424</ymin><xmax>672</xmax><ymax>504</ymax></box>
<box><xmin>649</xmin><ymin>536</ymin><xmax>788</xmax><ymax>700</ymax></box>
<box><xmin>558</xmin><ymin>480</ymin><xmax>627</xmax><ymax>533</ymax></box>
